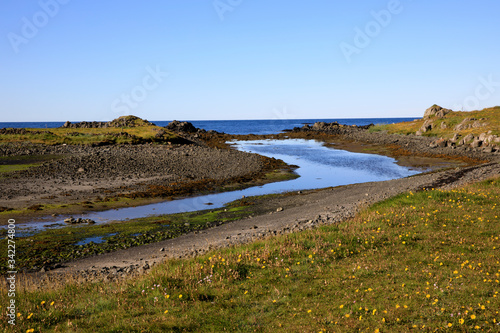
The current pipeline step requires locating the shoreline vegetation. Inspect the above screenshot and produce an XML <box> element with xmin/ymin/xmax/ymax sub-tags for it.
<box><xmin>1</xmin><ymin>106</ymin><xmax>500</xmax><ymax>331</ymax></box>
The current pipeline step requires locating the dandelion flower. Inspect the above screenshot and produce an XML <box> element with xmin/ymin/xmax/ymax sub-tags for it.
<box><xmin>179</xmin><ymin>294</ymin><xmax>183</xmax><ymax>299</ymax></box>
<box><xmin>470</xmin><ymin>314</ymin><xmax>476</xmax><ymax>319</ymax></box>
<box><xmin>459</xmin><ymin>318</ymin><xmax>464</xmax><ymax>324</ymax></box>
<box><xmin>307</xmin><ymin>310</ymin><xmax>312</xmax><ymax>313</ymax></box>
<box><xmin>339</xmin><ymin>305</ymin><xmax>344</xmax><ymax>309</ymax></box>
<box><xmin>448</xmin><ymin>323</ymin><xmax>453</xmax><ymax>327</ymax></box>
<box><xmin>50</xmin><ymin>301</ymin><xmax>55</xmax><ymax>306</ymax></box>
<box><xmin>164</xmin><ymin>310</ymin><xmax>168</xmax><ymax>314</ymax></box>
<box><xmin>27</xmin><ymin>313</ymin><xmax>33</xmax><ymax>319</ymax></box>
<box><xmin>345</xmin><ymin>314</ymin><xmax>350</xmax><ymax>318</ymax></box>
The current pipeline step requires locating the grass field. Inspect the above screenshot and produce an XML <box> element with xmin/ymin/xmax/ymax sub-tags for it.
<box><xmin>1</xmin><ymin>176</ymin><xmax>499</xmax><ymax>332</ymax></box>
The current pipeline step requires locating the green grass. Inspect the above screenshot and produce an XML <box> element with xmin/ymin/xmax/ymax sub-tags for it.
<box><xmin>0</xmin><ymin>125</ymin><xmax>179</xmax><ymax>146</ymax></box>
<box><xmin>2</xmin><ymin>178</ymin><xmax>499</xmax><ymax>332</ymax></box>
<box><xmin>371</xmin><ymin>106</ymin><xmax>500</xmax><ymax>139</ymax></box>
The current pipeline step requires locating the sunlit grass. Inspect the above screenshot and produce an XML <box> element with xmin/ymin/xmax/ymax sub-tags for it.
<box><xmin>371</xmin><ymin>106</ymin><xmax>500</xmax><ymax>139</ymax></box>
<box><xmin>2</xmin><ymin>177</ymin><xmax>499</xmax><ymax>332</ymax></box>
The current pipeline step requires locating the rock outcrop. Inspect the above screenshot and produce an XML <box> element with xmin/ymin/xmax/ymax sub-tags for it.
<box><xmin>165</xmin><ymin>120</ymin><xmax>199</xmax><ymax>133</ymax></box>
<box><xmin>423</xmin><ymin>105</ymin><xmax>451</xmax><ymax>119</ymax></box>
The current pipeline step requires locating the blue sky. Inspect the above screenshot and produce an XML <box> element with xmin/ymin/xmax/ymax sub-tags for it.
<box><xmin>1</xmin><ymin>0</ymin><xmax>499</xmax><ymax>122</ymax></box>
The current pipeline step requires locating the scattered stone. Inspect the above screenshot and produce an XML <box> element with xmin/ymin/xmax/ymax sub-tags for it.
<box><xmin>63</xmin><ymin>217</ymin><xmax>95</xmax><ymax>224</ymax></box>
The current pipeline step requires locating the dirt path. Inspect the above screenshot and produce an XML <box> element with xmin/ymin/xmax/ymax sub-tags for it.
<box><xmin>33</xmin><ymin>161</ymin><xmax>499</xmax><ymax>284</ymax></box>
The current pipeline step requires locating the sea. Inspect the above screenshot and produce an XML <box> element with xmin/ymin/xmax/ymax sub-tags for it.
<box><xmin>0</xmin><ymin>118</ymin><xmax>417</xmax><ymax>135</ymax></box>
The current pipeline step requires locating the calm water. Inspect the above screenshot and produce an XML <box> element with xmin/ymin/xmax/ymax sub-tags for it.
<box><xmin>0</xmin><ymin>118</ymin><xmax>417</xmax><ymax>135</ymax></box>
<box><xmin>13</xmin><ymin>139</ymin><xmax>421</xmax><ymax>234</ymax></box>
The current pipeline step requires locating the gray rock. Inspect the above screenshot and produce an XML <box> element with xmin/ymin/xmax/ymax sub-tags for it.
<box><xmin>419</xmin><ymin>120</ymin><xmax>434</xmax><ymax>133</ymax></box>
<box><xmin>423</xmin><ymin>105</ymin><xmax>451</xmax><ymax>119</ymax></box>
<box><xmin>471</xmin><ymin>139</ymin><xmax>483</xmax><ymax>148</ymax></box>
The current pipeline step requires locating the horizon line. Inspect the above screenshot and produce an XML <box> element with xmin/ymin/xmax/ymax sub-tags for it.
<box><xmin>0</xmin><ymin>116</ymin><xmax>421</xmax><ymax>123</ymax></box>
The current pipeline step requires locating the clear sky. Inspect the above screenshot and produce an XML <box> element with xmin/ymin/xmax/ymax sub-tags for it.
<box><xmin>1</xmin><ymin>0</ymin><xmax>499</xmax><ymax>122</ymax></box>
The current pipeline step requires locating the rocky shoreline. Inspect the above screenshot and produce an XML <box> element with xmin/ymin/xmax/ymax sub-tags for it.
<box><xmin>0</xmin><ymin>124</ymin><xmax>280</xmax><ymax>219</ymax></box>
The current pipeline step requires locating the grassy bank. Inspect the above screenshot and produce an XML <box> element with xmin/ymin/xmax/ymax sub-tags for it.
<box><xmin>2</xmin><ymin>176</ymin><xmax>499</xmax><ymax>331</ymax></box>
<box><xmin>370</xmin><ymin>106</ymin><xmax>500</xmax><ymax>139</ymax></box>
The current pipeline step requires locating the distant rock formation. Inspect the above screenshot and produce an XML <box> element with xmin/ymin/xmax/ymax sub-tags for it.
<box><xmin>165</xmin><ymin>120</ymin><xmax>199</xmax><ymax>133</ymax></box>
<box><xmin>61</xmin><ymin>116</ymin><xmax>155</xmax><ymax>129</ymax></box>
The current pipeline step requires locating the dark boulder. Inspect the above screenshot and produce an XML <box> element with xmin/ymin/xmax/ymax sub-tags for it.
<box><xmin>165</xmin><ymin>120</ymin><xmax>198</xmax><ymax>133</ymax></box>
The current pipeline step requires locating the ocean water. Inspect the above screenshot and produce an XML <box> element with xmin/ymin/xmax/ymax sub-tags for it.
<box><xmin>0</xmin><ymin>118</ymin><xmax>417</xmax><ymax>135</ymax></box>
